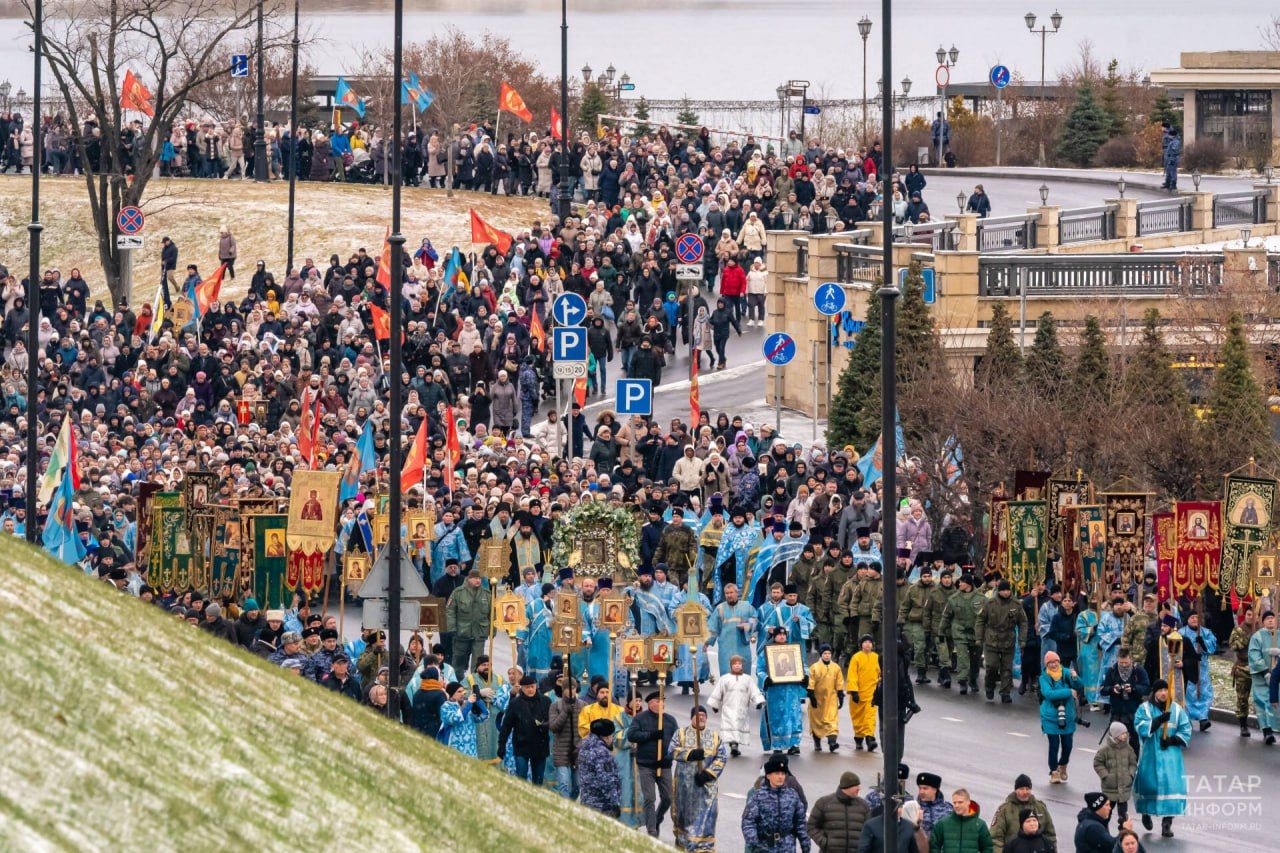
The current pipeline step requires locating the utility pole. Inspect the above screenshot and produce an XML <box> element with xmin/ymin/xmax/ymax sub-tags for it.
<box><xmin>285</xmin><ymin>0</ymin><xmax>300</xmax><ymax>272</ymax></box>
<box><xmin>386</xmin><ymin>0</ymin><xmax>407</xmax><ymax>718</ymax></box>
<box><xmin>557</xmin><ymin>0</ymin><xmax>571</xmax><ymax>222</ymax></box>
<box><xmin>25</xmin><ymin>0</ymin><xmax>43</xmax><ymax>542</ymax></box>
<box><xmin>253</xmin><ymin>0</ymin><xmax>268</xmax><ymax>181</ymax></box>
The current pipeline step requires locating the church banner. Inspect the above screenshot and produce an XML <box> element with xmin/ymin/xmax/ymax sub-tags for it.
<box><xmin>1005</xmin><ymin>500</ymin><xmax>1047</xmax><ymax>594</ymax></box>
<box><xmin>150</xmin><ymin>504</ymin><xmax>188</xmax><ymax>592</ymax></box>
<box><xmin>210</xmin><ymin>506</ymin><xmax>240</xmax><ymax>600</ymax></box>
<box><xmin>1060</xmin><ymin>506</ymin><xmax>1083</xmax><ymax>595</ymax></box>
<box><xmin>287</xmin><ymin>470</ymin><xmax>341</xmax><ymax>555</ymax></box>
<box><xmin>1153</xmin><ymin>512</ymin><xmax>1175</xmax><ymax>602</ymax></box>
<box><xmin>1103</xmin><ymin>493</ymin><xmax>1148</xmax><ymax>585</ymax></box>
<box><xmin>984</xmin><ymin>490</ymin><xmax>1010</xmax><ymax>574</ymax></box>
<box><xmin>1221</xmin><ymin>475</ymin><xmax>1277</xmax><ymax>597</ymax></box>
<box><xmin>252</xmin><ymin>514</ymin><xmax>289</xmax><ymax>609</ymax></box>
<box><xmin>1047</xmin><ymin>478</ymin><xmax>1093</xmax><ymax>555</ymax></box>
<box><xmin>1173</xmin><ymin>501</ymin><xmax>1222</xmax><ymax>597</ymax></box>
<box><xmin>135</xmin><ymin>482</ymin><xmax>161</xmax><ymax>567</ymax></box>
<box><xmin>1076</xmin><ymin>505</ymin><xmax>1107</xmax><ymax>589</ymax></box>
<box><xmin>1014</xmin><ymin>470</ymin><xmax>1051</xmax><ymax>500</ymax></box>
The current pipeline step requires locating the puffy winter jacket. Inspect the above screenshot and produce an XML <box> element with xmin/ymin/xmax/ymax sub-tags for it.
<box><xmin>807</xmin><ymin>789</ymin><xmax>869</xmax><ymax>853</ymax></box>
<box><xmin>928</xmin><ymin>805</ymin><xmax>993</xmax><ymax>853</ymax></box>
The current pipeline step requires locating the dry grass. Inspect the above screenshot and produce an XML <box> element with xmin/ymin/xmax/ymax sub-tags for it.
<box><xmin>0</xmin><ymin>174</ymin><xmax>548</xmax><ymax>302</ymax></box>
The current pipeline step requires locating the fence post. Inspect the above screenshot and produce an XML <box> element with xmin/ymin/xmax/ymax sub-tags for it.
<box><xmin>1254</xmin><ymin>184</ymin><xmax>1280</xmax><ymax>225</ymax></box>
<box><xmin>1110</xmin><ymin>198</ymin><xmax>1138</xmax><ymax>240</ymax></box>
<box><xmin>1034</xmin><ymin>206</ymin><xmax>1060</xmax><ymax>253</ymax></box>
<box><xmin>945</xmin><ymin>213</ymin><xmax>978</xmax><ymax>252</ymax></box>
<box><xmin>1187</xmin><ymin>191</ymin><xmax>1214</xmax><ymax>233</ymax></box>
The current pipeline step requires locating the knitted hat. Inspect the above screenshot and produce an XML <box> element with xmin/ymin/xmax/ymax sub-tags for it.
<box><xmin>838</xmin><ymin>771</ymin><xmax>860</xmax><ymax>789</ymax></box>
<box><xmin>1085</xmin><ymin>792</ymin><xmax>1109</xmax><ymax>811</ymax></box>
<box><xmin>1014</xmin><ymin>773</ymin><xmax>1033</xmax><ymax>790</ymax></box>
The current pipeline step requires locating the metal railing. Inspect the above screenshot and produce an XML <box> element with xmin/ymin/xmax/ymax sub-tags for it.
<box><xmin>978</xmin><ymin>253</ymin><xmax>1224</xmax><ymax>297</ymax></box>
<box><xmin>1213</xmin><ymin>190</ymin><xmax>1267</xmax><ymax>228</ymax></box>
<box><xmin>793</xmin><ymin>237</ymin><xmax>808</xmax><ymax>276</ymax></box>
<box><xmin>1058</xmin><ymin>204</ymin><xmax>1118</xmax><ymax>245</ymax></box>
<box><xmin>1136</xmin><ymin>197</ymin><xmax>1193</xmax><ymax>236</ymax></box>
<box><xmin>976</xmin><ymin>213</ymin><xmax>1039</xmax><ymax>252</ymax></box>
<box><xmin>894</xmin><ymin>220</ymin><xmax>959</xmax><ymax>251</ymax></box>
<box><xmin>835</xmin><ymin>243</ymin><xmax>882</xmax><ymax>283</ymax></box>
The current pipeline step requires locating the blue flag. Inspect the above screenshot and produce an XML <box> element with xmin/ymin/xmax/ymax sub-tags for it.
<box><xmin>43</xmin><ymin>465</ymin><xmax>86</xmax><ymax>565</ymax></box>
<box><xmin>441</xmin><ymin>247</ymin><xmax>468</xmax><ymax>301</ymax></box>
<box><xmin>339</xmin><ymin>419</ymin><xmax>378</xmax><ymax>504</ymax></box>
<box><xmin>856</xmin><ymin>408</ymin><xmax>906</xmax><ymax>488</ymax></box>
<box><xmin>335</xmin><ymin>76</ymin><xmax>366</xmax><ymax>118</ymax></box>
<box><xmin>401</xmin><ymin>72</ymin><xmax>435</xmax><ymax>113</ymax></box>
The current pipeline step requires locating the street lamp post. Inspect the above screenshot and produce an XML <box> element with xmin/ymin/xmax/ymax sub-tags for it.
<box><xmin>858</xmin><ymin>17</ymin><xmax>872</xmax><ymax>143</ymax></box>
<box><xmin>386</xmin><ymin>0</ymin><xmax>407</xmax><ymax>719</ymax></box>
<box><xmin>935</xmin><ymin>44</ymin><xmax>958</xmax><ymax>167</ymax></box>
<box><xmin>253</xmin><ymin>0</ymin><xmax>268</xmax><ymax>181</ymax></box>
<box><xmin>26</xmin><ymin>0</ymin><xmax>42</xmax><ymax>543</ymax></box>
<box><xmin>557</xmin><ymin>0</ymin><xmax>571</xmax><ymax>222</ymax></box>
<box><xmin>0</xmin><ymin>80</ymin><xmax>10</xmax><ymax>113</ymax></box>
<box><xmin>878</xmin><ymin>0</ymin><xmax>901</xmax><ymax>851</ymax></box>
<box><xmin>285</xmin><ymin>0</ymin><xmax>300</xmax><ymax>272</ymax></box>
<box><xmin>1025</xmin><ymin>11</ymin><xmax>1062</xmax><ymax>167</ymax></box>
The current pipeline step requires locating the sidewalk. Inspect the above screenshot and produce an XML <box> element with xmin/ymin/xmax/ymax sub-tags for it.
<box><xmin>920</xmin><ymin>165</ymin><xmax>1257</xmax><ymax>192</ymax></box>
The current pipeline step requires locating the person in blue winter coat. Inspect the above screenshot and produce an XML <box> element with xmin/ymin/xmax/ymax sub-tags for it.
<box><xmin>1162</xmin><ymin>128</ymin><xmax>1182</xmax><ymax>191</ymax></box>
<box><xmin>1038</xmin><ymin>650</ymin><xmax>1083</xmax><ymax>785</ymax></box>
<box><xmin>742</xmin><ymin>754</ymin><xmax>811</xmax><ymax>852</ymax></box>
<box><xmin>578</xmin><ymin>719</ymin><xmax>622</xmax><ymax>817</ymax></box>
<box><xmin>517</xmin><ymin>359</ymin><xmax>539</xmax><ymax>437</ymax></box>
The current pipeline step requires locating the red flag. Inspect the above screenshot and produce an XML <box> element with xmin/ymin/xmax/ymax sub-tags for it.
<box><xmin>469</xmin><ymin>208</ymin><xmax>513</xmax><ymax>254</ymax></box>
<box><xmin>444</xmin><ymin>405</ymin><xmax>461</xmax><ymax>493</ymax></box>
<box><xmin>573</xmin><ymin>376</ymin><xmax>587</xmax><ymax>408</ymax></box>
<box><xmin>551</xmin><ymin>108</ymin><xmax>563</xmax><ymax>141</ymax></box>
<box><xmin>376</xmin><ymin>227</ymin><xmax>393</xmax><ymax>288</ymax></box>
<box><xmin>529</xmin><ymin>309</ymin><xmax>546</xmax><ymax>353</ymax></box>
<box><xmin>120</xmin><ymin>69</ymin><xmax>155</xmax><ymax>117</ymax></box>
<box><xmin>194</xmin><ymin>263</ymin><xmax>227</xmax><ymax>315</ymax></box>
<box><xmin>400</xmin><ymin>417</ymin><xmax>430</xmax><ymax>492</ymax></box>
<box><xmin>690</xmin><ymin>354</ymin><xmax>701</xmax><ymax>427</ymax></box>
<box><xmin>498</xmin><ymin>82</ymin><xmax>533</xmax><ymax>122</ymax></box>
<box><xmin>368</xmin><ymin>303</ymin><xmax>391</xmax><ymax>341</ymax></box>
<box><xmin>297</xmin><ymin>386</ymin><xmax>321</xmax><ymax>467</ymax></box>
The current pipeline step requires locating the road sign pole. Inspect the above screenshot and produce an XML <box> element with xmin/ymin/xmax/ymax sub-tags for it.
<box><xmin>811</xmin><ymin>340</ymin><xmax>818</xmax><ymax>442</ymax></box>
<box><xmin>120</xmin><ymin>248</ymin><xmax>133</xmax><ymax>305</ymax></box>
<box><xmin>996</xmin><ymin>85</ymin><xmax>1003</xmax><ymax>166</ymax></box>
<box><xmin>826</xmin><ymin>322</ymin><xmax>833</xmax><ymax>421</ymax></box>
<box><xmin>775</xmin><ymin>362</ymin><xmax>781</xmax><ymax>434</ymax></box>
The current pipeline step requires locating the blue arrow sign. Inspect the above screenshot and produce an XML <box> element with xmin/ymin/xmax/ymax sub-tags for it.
<box><xmin>231</xmin><ymin>54</ymin><xmax>250</xmax><ymax>78</ymax></box>
<box><xmin>814</xmin><ymin>281</ymin><xmax>846</xmax><ymax>316</ymax></box>
<box><xmin>762</xmin><ymin>332</ymin><xmax>797</xmax><ymax>366</ymax></box>
<box><xmin>552</xmin><ymin>326</ymin><xmax>587</xmax><ymax>362</ymax></box>
<box><xmin>990</xmin><ymin>64</ymin><xmax>1011</xmax><ymax>90</ymax></box>
<box><xmin>552</xmin><ymin>292</ymin><xmax>587</xmax><ymax>327</ymax></box>
<box><xmin>803</xmin><ymin>105</ymin><xmax>822</xmax><ymax>115</ymax></box>
<box><xmin>898</xmin><ymin>267</ymin><xmax>936</xmax><ymax>304</ymax></box>
<box><xmin>615</xmin><ymin>379</ymin><xmax>653</xmax><ymax>416</ymax></box>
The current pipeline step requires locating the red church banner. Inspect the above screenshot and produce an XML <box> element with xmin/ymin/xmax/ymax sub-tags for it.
<box><xmin>1173</xmin><ymin>500</ymin><xmax>1222</xmax><ymax>597</ymax></box>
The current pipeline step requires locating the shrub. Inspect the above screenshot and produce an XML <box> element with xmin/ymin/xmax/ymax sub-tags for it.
<box><xmin>1181</xmin><ymin>139</ymin><xmax>1226</xmax><ymax>173</ymax></box>
<box><xmin>1133</xmin><ymin>123</ymin><xmax>1165</xmax><ymax>168</ymax></box>
<box><xmin>1093</xmin><ymin>134</ymin><xmax>1139</xmax><ymax>167</ymax></box>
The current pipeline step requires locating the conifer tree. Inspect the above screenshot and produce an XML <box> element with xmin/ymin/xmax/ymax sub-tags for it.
<box><xmin>979</xmin><ymin>302</ymin><xmax>1023</xmax><ymax>385</ymax></box>
<box><xmin>1025</xmin><ymin>312</ymin><xmax>1065</xmax><ymax>395</ymax></box>
<box><xmin>1056</xmin><ymin>84</ymin><xmax>1111</xmax><ymax>166</ymax></box>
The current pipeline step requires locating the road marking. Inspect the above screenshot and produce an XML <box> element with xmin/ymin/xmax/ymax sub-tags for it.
<box><xmin>1077</xmin><ymin>747</ymin><xmax>1097</xmax><ymax>753</ymax></box>
<box><xmin>940</xmin><ymin>716</ymin><xmax>964</xmax><ymax>722</ymax></box>
<box><xmin>1006</xmin><ymin>732</ymin><xmax>1030</xmax><ymax>738</ymax></box>
<box><xmin>722</xmin><ymin>792</ymin><xmax>747</xmax><ymax>800</ymax></box>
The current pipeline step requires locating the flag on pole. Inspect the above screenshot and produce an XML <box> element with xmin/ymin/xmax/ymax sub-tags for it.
<box><xmin>469</xmin><ymin>208</ymin><xmax>513</xmax><ymax>254</ymax></box>
<box><xmin>400</xmin><ymin>417</ymin><xmax>430</xmax><ymax>492</ymax></box>
<box><xmin>335</xmin><ymin>76</ymin><xmax>366</xmax><ymax>118</ymax></box>
<box><xmin>498</xmin><ymin>82</ymin><xmax>533</xmax><ymax>122</ymax></box>
<box><xmin>150</xmin><ymin>279</ymin><xmax>166</xmax><ymax>344</ymax></box>
<box><xmin>368</xmin><ymin>303</ymin><xmax>392</xmax><ymax>341</ymax></box>
<box><xmin>339</xmin><ymin>419</ymin><xmax>378</xmax><ymax>503</ymax></box>
<box><xmin>120</xmin><ymin>69</ymin><xmax>155</xmax><ymax>117</ymax></box>
<box><xmin>441</xmin><ymin>247</ymin><xmax>469</xmax><ymax>301</ymax></box>
<box><xmin>193</xmin><ymin>263</ymin><xmax>227</xmax><ymax>318</ymax></box>
<box><xmin>444</xmin><ymin>405</ymin><xmax>461</xmax><ymax>493</ymax></box>
<box><xmin>550</xmin><ymin>107</ymin><xmax>564</xmax><ymax>141</ymax></box>
<box><xmin>401</xmin><ymin>72</ymin><xmax>435</xmax><ymax>112</ymax></box>
<box><xmin>856</xmin><ymin>408</ymin><xmax>906</xmax><ymax>488</ymax></box>
<box><xmin>37</xmin><ymin>416</ymin><xmax>79</xmax><ymax>505</ymax></box>
<box><xmin>572</xmin><ymin>376</ymin><xmax>588</xmax><ymax>407</ymax></box>
<box><xmin>690</xmin><ymin>353</ymin><xmax>701</xmax><ymax>427</ymax></box>
<box><xmin>43</xmin><ymin>465</ymin><xmax>86</xmax><ymax>565</ymax></box>
<box><xmin>297</xmin><ymin>386</ymin><xmax>322</xmax><ymax>467</ymax></box>
<box><xmin>375</xmin><ymin>227</ymin><xmax>393</xmax><ymax>288</ymax></box>
<box><xmin>529</xmin><ymin>308</ymin><xmax>546</xmax><ymax>352</ymax></box>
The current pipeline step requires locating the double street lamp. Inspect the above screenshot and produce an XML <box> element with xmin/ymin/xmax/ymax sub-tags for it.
<box><xmin>1025</xmin><ymin>10</ymin><xmax>1062</xmax><ymax>167</ymax></box>
<box><xmin>934</xmin><ymin>43</ymin><xmax>959</xmax><ymax>166</ymax></box>
<box><xmin>857</xmin><ymin>17</ymin><xmax>872</xmax><ymax>142</ymax></box>
<box><xmin>582</xmin><ymin>62</ymin><xmax>632</xmax><ymax>108</ymax></box>
<box><xmin>876</xmin><ymin>76</ymin><xmax>913</xmax><ymax>111</ymax></box>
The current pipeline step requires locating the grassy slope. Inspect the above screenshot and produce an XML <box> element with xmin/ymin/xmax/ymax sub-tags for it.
<box><xmin>0</xmin><ymin>175</ymin><xmax>547</xmax><ymax>303</ymax></box>
<box><xmin>0</xmin><ymin>537</ymin><xmax>660</xmax><ymax>852</ymax></box>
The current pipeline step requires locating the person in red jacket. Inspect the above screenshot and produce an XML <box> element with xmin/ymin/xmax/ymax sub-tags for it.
<box><xmin>719</xmin><ymin>257</ymin><xmax>748</xmax><ymax>325</ymax></box>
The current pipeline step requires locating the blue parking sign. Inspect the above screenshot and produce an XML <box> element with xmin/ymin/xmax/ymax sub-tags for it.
<box><xmin>552</xmin><ymin>326</ymin><xmax>587</xmax><ymax>362</ymax></box>
<box><xmin>616</xmin><ymin>379</ymin><xmax>653</xmax><ymax>416</ymax></box>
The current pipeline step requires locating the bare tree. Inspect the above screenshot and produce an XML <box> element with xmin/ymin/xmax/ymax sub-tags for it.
<box><xmin>27</xmin><ymin>0</ymin><xmax>290</xmax><ymax>307</ymax></box>
<box><xmin>1262</xmin><ymin>16</ymin><xmax>1280</xmax><ymax>51</ymax></box>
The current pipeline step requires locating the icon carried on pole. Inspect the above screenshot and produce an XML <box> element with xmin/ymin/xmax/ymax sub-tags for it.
<box><xmin>231</xmin><ymin>54</ymin><xmax>250</xmax><ymax>78</ymax></box>
<box><xmin>116</xmin><ymin>206</ymin><xmax>145</xmax><ymax>235</ymax></box>
<box><xmin>551</xmin><ymin>292</ymin><xmax>587</xmax><ymax>327</ymax></box>
<box><xmin>762</xmin><ymin>332</ymin><xmax>797</xmax><ymax>366</ymax></box>
<box><xmin>813</xmin><ymin>282</ymin><xmax>846</xmax><ymax>316</ymax></box>
<box><xmin>989</xmin><ymin>64</ymin><xmax>1011</xmax><ymax>89</ymax></box>
<box><xmin>616</xmin><ymin>379</ymin><xmax>653</xmax><ymax>416</ymax></box>
<box><xmin>675</xmin><ymin>234</ymin><xmax>704</xmax><ymax>264</ymax></box>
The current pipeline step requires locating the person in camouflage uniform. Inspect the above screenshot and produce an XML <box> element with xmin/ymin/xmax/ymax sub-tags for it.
<box><xmin>900</xmin><ymin>567</ymin><xmax>934</xmax><ymax>684</ymax></box>
<box><xmin>925</xmin><ymin>567</ymin><xmax>956</xmax><ymax>688</ymax></box>
<box><xmin>654</xmin><ymin>507</ymin><xmax>698</xmax><ymax>591</ymax></box>
<box><xmin>809</xmin><ymin>558</ymin><xmax>843</xmax><ymax>661</ymax></box>
<box><xmin>789</xmin><ymin>541</ymin><xmax>821</xmax><ymax>615</ymax></box>
<box><xmin>1229</xmin><ymin>607</ymin><xmax>1258</xmax><ymax>737</ymax></box>
<box><xmin>1123</xmin><ymin>593</ymin><xmax>1157</xmax><ymax>670</ymax></box>
<box><xmin>940</xmin><ymin>573</ymin><xmax>984</xmax><ymax>695</ymax></box>
<box><xmin>976</xmin><ymin>578</ymin><xmax>1028</xmax><ymax>702</ymax></box>
<box><xmin>842</xmin><ymin>562</ymin><xmax>882</xmax><ymax>652</ymax></box>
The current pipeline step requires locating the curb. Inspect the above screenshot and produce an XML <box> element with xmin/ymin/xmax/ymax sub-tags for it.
<box><xmin>918</xmin><ymin>167</ymin><xmax>1168</xmax><ymax>190</ymax></box>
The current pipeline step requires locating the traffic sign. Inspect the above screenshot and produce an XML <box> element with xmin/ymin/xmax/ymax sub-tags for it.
<box><xmin>115</xmin><ymin>235</ymin><xmax>144</xmax><ymax>250</ymax></box>
<box><xmin>899</xmin><ymin>267</ymin><xmax>936</xmax><ymax>304</ymax></box>
<box><xmin>813</xmin><ymin>281</ymin><xmax>846</xmax><ymax>316</ymax></box>
<box><xmin>619</xmin><ymin>82</ymin><xmax>636</xmax><ymax>91</ymax></box>
<box><xmin>990</xmin><ymin>64</ymin><xmax>1011</xmax><ymax>90</ymax></box>
<box><xmin>675</xmin><ymin>233</ymin><xmax>704</xmax><ymax>264</ymax></box>
<box><xmin>803</xmin><ymin>105</ymin><xmax>822</xmax><ymax>115</ymax></box>
<box><xmin>552</xmin><ymin>326</ymin><xmax>588</xmax><ymax>362</ymax></box>
<box><xmin>358</xmin><ymin>546</ymin><xmax>432</xmax><ymax>599</ymax></box>
<box><xmin>616</xmin><ymin>379</ymin><xmax>653</xmax><ymax>416</ymax></box>
<box><xmin>231</xmin><ymin>54</ymin><xmax>250</xmax><ymax>78</ymax></box>
<box><xmin>116</xmin><ymin>205</ymin><xmax>144</xmax><ymax>234</ymax></box>
<box><xmin>935</xmin><ymin>65</ymin><xmax>950</xmax><ymax>88</ymax></box>
<box><xmin>762</xmin><ymin>332</ymin><xmax>797</xmax><ymax>366</ymax></box>
<box><xmin>675</xmin><ymin>263</ymin><xmax>703</xmax><ymax>280</ymax></box>
<box><xmin>552</xmin><ymin>361</ymin><xmax>588</xmax><ymax>379</ymax></box>
<box><xmin>362</xmin><ymin>599</ymin><xmax>427</xmax><ymax>632</ymax></box>
<box><xmin>552</xmin><ymin>292</ymin><xmax>587</xmax><ymax>327</ymax></box>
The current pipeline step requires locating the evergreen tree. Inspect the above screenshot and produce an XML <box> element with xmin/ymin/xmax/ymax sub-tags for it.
<box><xmin>676</xmin><ymin>96</ymin><xmax>699</xmax><ymax>128</ymax></box>
<box><xmin>1100</xmin><ymin>59</ymin><xmax>1126</xmax><ymax>137</ymax></box>
<box><xmin>1150</xmin><ymin>91</ymin><xmax>1182</xmax><ymax>132</ymax></box>
<box><xmin>1073</xmin><ymin>315</ymin><xmax>1111</xmax><ymax>402</ymax></box>
<box><xmin>632</xmin><ymin>96</ymin><xmax>653</xmax><ymax>138</ymax></box>
<box><xmin>827</xmin><ymin>283</ymin><xmax>882</xmax><ymax>452</ymax></box>
<box><xmin>1205</xmin><ymin>313</ymin><xmax>1269</xmax><ymax>463</ymax></box>
<box><xmin>896</xmin><ymin>260</ymin><xmax>941</xmax><ymax>381</ymax></box>
<box><xmin>978</xmin><ymin>302</ymin><xmax>1023</xmax><ymax>385</ymax></box>
<box><xmin>1025</xmin><ymin>311</ymin><xmax>1065</xmax><ymax>395</ymax></box>
<box><xmin>1124</xmin><ymin>309</ymin><xmax>1187</xmax><ymax>408</ymax></box>
<box><xmin>577</xmin><ymin>82</ymin><xmax>610</xmax><ymax>134</ymax></box>
<box><xmin>1055</xmin><ymin>84</ymin><xmax>1111</xmax><ymax>166</ymax></box>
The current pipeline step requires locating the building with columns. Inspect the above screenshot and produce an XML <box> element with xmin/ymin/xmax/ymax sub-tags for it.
<box><xmin>1150</xmin><ymin>52</ymin><xmax>1280</xmax><ymax>159</ymax></box>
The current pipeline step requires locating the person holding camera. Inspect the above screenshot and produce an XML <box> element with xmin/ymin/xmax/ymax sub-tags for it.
<box><xmin>1038</xmin><ymin>650</ymin><xmax>1083</xmax><ymax>785</ymax></box>
<box><xmin>1100</xmin><ymin>646</ymin><xmax>1149</xmax><ymax>754</ymax></box>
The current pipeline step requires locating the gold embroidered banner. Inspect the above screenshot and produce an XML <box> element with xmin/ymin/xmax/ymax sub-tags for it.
<box><xmin>1221</xmin><ymin>475</ymin><xmax>1277</xmax><ymax>597</ymax></box>
<box><xmin>287</xmin><ymin>470</ymin><xmax>341</xmax><ymax>555</ymax></box>
<box><xmin>1173</xmin><ymin>501</ymin><xmax>1222</xmax><ymax>597</ymax></box>
<box><xmin>1103</xmin><ymin>493</ymin><xmax>1148</xmax><ymax>585</ymax></box>
<box><xmin>1005</xmin><ymin>500</ymin><xmax>1047</xmax><ymax>594</ymax></box>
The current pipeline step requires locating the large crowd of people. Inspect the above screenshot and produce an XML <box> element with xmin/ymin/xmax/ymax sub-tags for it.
<box><xmin>0</xmin><ymin>111</ymin><xmax>1242</xmax><ymax>852</ymax></box>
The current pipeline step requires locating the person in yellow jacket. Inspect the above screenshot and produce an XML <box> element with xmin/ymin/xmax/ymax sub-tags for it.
<box><xmin>808</xmin><ymin>644</ymin><xmax>845</xmax><ymax>753</ymax></box>
<box><xmin>578</xmin><ymin>680</ymin><xmax>626</xmax><ymax>738</ymax></box>
<box><xmin>846</xmin><ymin>634</ymin><xmax>880</xmax><ymax>753</ymax></box>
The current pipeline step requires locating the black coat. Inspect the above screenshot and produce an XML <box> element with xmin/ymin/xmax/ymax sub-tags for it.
<box><xmin>497</xmin><ymin>690</ymin><xmax>552</xmax><ymax>759</ymax></box>
<box><xmin>626</xmin><ymin>709</ymin><xmax>677</xmax><ymax>768</ymax></box>
<box><xmin>856</xmin><ymin>814</ymin><xmax>920</xmax><ymax>853</ymax></box>
<box><xmin>324</xmin><ymin>672</ymin><xmax>363</xmax><ymax>701</ymax></box>
<box><xmin>410</xmin><ymin>686</ymin><xmax>448</xmax><ymax>737</ymax></box>
<box><xmin>1100</xmin><ymin>663</ymin><xmax>1149</xmax><ymax>722</ymax></box>
<box><xmin>1072</xmin><ymin>808</ymin><xmax>1119</xmax><ymax>853</ymax></box>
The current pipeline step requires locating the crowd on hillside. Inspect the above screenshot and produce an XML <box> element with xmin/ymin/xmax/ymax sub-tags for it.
<box><xmin>0</xmin><ymin>114</ymin><xmax>1222</xmax><ymax>852</ymax></box>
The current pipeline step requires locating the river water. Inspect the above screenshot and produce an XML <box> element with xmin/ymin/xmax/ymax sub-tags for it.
<box><xmin>0</xmin><ymin>0</ymin><xmax>1270</xmax><ymax>103</ymax></box>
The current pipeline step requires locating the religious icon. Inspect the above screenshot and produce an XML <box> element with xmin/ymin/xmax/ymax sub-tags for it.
<box><xmin>582</xmin><ymin>537</ymin><xmax>607</xmax><ymax>565</ymax></box>
<box><xmin>300</xmin><ymin>489</ymin><xmax>324</xmax><ymax>521</ymax></box>
<box><xmin>1115</xmin><ymin>512</ymin><xmax>1137</xmax><ymax>535</ymax></box>
<box><xmin>419</xmin><ymin>600</ymin><xmax>444</xmax><ymax>632</ymax></box>
<box><xmin>344</xmin><ymin>552</ymin><xmax>371</xmax><ymax>583</ymax></box>
<box><xmin>408</xmin><ymin>512</ymin><xmax>432</xmax><ymax>550</ymax></box>
<box><xmin>1023</xmin><ymin>526</ymin><xmax>1039</xmax><ymax>550</ymax></box>
<box><xmin>602</xmin><ymin>600</ymin><xmax>626</xmax><ymax>629</ymax></box>
<box><xmin>675</xmin><ymin>602</ymin><xmax>707</xmax><ymax>644</ymax></box>
<box><xmin>765</xmin><ymin>643</ymin><xmax>805</xmax><ymax>684</ymax></box>
<box><xmin>265</xmin><ymin>530</ymin><xmax>285</xmax><ymax>557</ymax></box>
<box><xmin>373</xmin><ymin>515</ymin><xmax>389</xmax><ymax>548</ymax></box>
<box><xmin>554</xmin><ymin>591</ymin><xmax>579</xmax><ymax>619</ymax></box>
<box><xmin>649</xmin><ymin>639</ymin><xmax>675</xmax><ymax>666</ymax></box>
<box><xmin>1232</xmin><ymin>494</ymin><xmax>1270</xmax><ymax>529</ymax></box>
<box><xmin>226</xmin><ymin>520</ymin><xmax>242</xmax><ymax>550</ymax></box>
<box><xmin>1253</xmin><ymin>551</ymin><xmax>1278</xmax><ymax>587</ymax></box>
<box><xmin>1186</xmin><ymin>511</ymin><xmax>1209</xmax><ymax>540</ymax></box>
<box><xmin>192</xmin><ymin>483</ymin><xmax>208</xmax><ymax>507</ymax></box>
<box><xmin>621</xmin><ymin>638</ymin><xmax>645</xmax><ymax>666</ymax></box>
<box><xmin>554</xmin><ymin>621</ymin><xmax>579</xmax><ymax>649</ymax></box>
<box><xmin>495</xmin><ymin>592</ymin><xmax>527</xmax><ymax>632</ymax></box>
<box><xmin>1057</xmin><ymin>491</ymin><xmax>1079</xmax><ymax>512</ymax></box>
